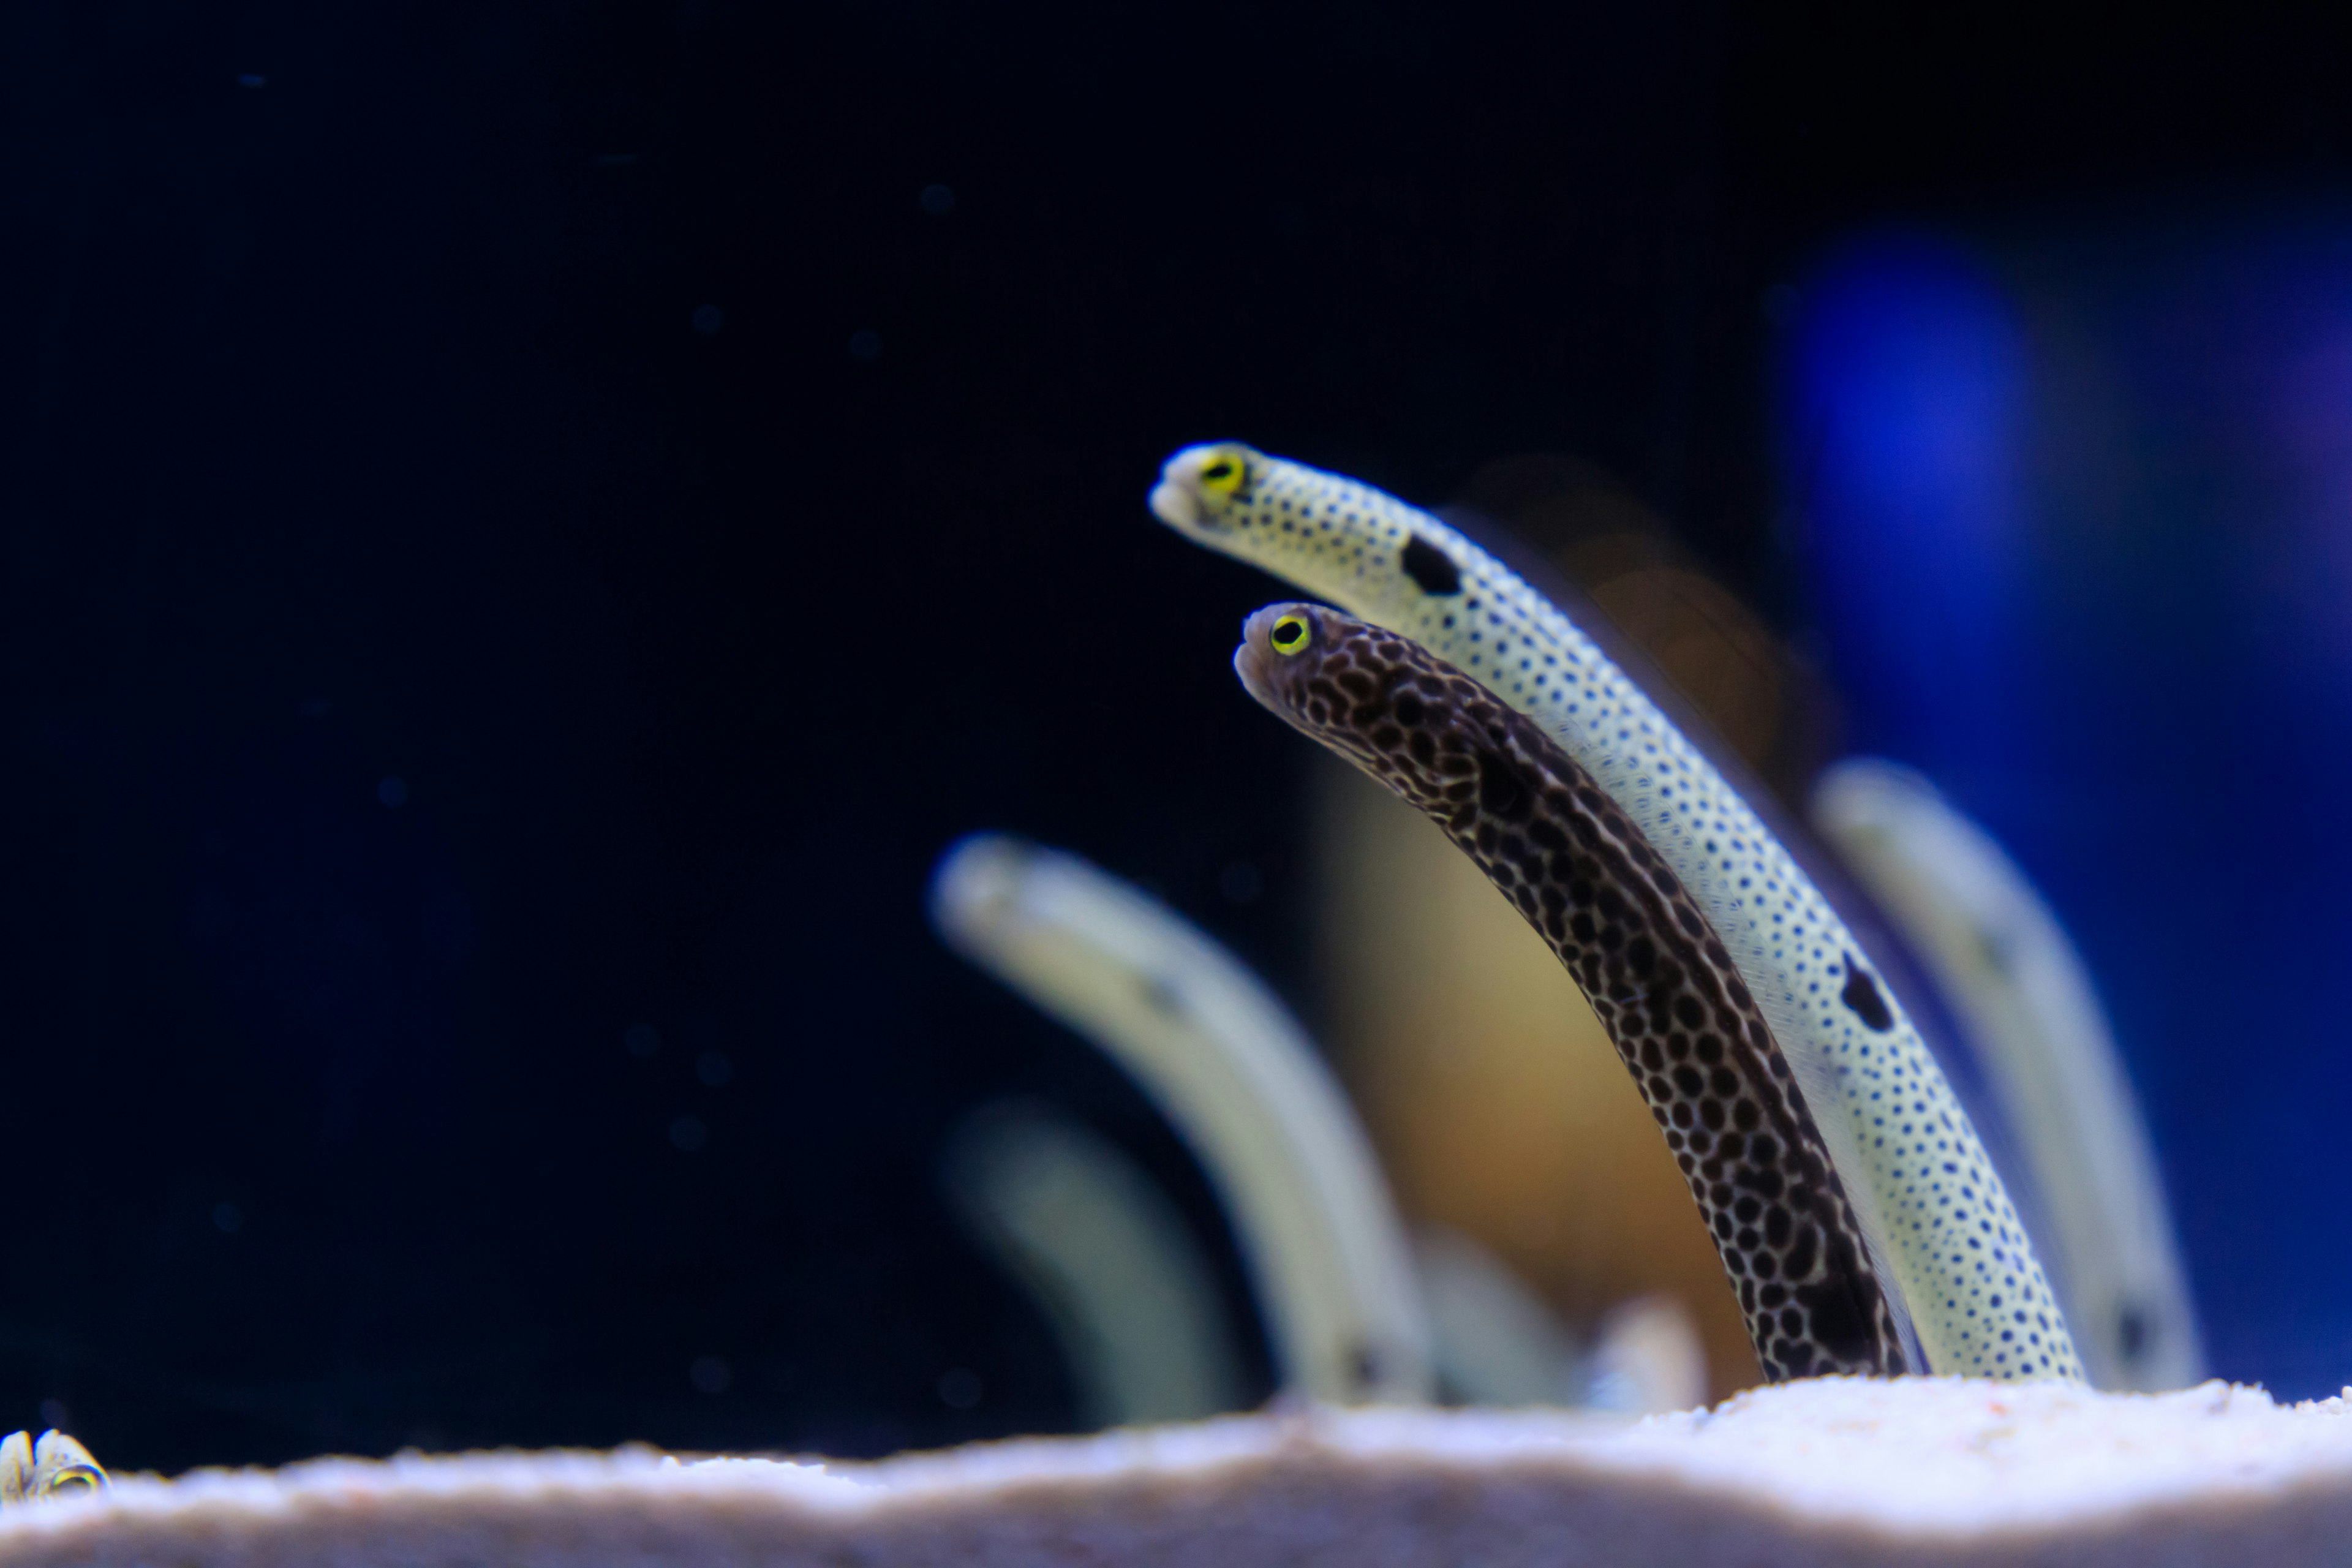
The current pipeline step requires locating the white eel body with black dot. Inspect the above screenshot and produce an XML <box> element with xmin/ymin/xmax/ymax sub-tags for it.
<box><xmin>1151</xmin><ymin>443</ymin><xmax>2084</xmax><ymax>1382</ymax></box>
<box><xmin>1812</xmin><ymin>759</ymin><xmax>2200</xmax><ymax>1391</ymax></box>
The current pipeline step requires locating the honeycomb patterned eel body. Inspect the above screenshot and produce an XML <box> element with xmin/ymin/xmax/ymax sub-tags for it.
<box><xmin>1237</xmin><ymin>603</ymin><xmax>1905</xmax><ymax>1378</ymax></box>
<box><xmin>1161</xmin><ymin>443</ymin><xmax>2082</xmax><ymax>1381</ymax></box>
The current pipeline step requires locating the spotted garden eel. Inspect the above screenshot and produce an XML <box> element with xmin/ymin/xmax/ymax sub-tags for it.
<box><xmin>1812</xmin><ymin>759</ymin><xmax>2201</xmax><ymax>1391</ymax></box>
<box><xmin>1159</xmin><ymin>445</ymin><xmax>2084</xmax><ymax>1381</ymax></box>
<box><xmin>930</xmin><ymin>834</ymin><xmax>1433</xmax><ymax>1404</ymax></box>
<box><xmin>1236</xmin><ymin>603</ymin><xmax>1919</xmax><ymax>1376</ymax></box>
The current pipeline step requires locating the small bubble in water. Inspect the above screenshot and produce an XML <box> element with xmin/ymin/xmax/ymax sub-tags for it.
<box><xmin>918</xmin><ymin>184</ymin><xmax>954</xmax><ymax>216</ymax></box>
<box><xmin>689</xmin><ymin>1355</ymin><xmax>732</xmax><ymax>1393</ymax></box>
<box><xmin>624</xmin><ymin>1023</ymin><xmax>660</xmax><ymax>1058</ymax></box>
<box><xmin>848</xmin><ymin>330</ymin><xmax>881</xmax><ymax>361</ymax></box>
<box><xmin>937</xmin><ymin>1368</ymin><xmax>982</xmax><ymax>1409</ymax></box>
<box><xmin>669</xmin><ymin>1115</ymin><xmax>707</xmax><ymax>1152</ymax></box>
<box><xmin>213</xmin><ymin>1202</ymin><xmax>243</xmax><ymax>1234</ymax></box>
<box><xmin>695</xmin><ymin>1050</ymin><xmax>733</xmax><ymax>1087</ymax></box>
<box><xmin>692</xmin><ymin>304</ymin><xmax>724</xmax><ymax>334</ymax></box>
<box><xmin>1219</xmin><ymin>860</ymin><xmax>1263</xmax><ymax>903</ymax></box>
<box><xmin>378</xmin><ymin>775</ymin><xmax>409</xmax><ymax>807</ymax></box>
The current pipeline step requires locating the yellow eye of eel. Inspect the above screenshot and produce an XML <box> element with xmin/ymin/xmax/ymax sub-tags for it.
<box><xmin>1199</xmin><ymin>454</ymin><xmax>1245</xmax><ymax>494</ymax></box>
<box><xmin>1270</xmin><ymin>612</ymin><xmax>1311</xmax><ymax>655</ymax></box>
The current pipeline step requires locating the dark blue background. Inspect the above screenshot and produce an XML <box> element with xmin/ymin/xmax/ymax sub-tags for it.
<box><xmin>6</xmin><ymin>0</ymin><xmax>2352</xmax><ymax>1471</ymax></box>
<box><xmin>1785</xmin><ymin>216</ymin><xmax>2352</xmax><ymax>1396</ymax></box>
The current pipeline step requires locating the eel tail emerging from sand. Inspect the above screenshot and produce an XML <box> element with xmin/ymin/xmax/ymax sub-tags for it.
<box><xmin>1159</xmin><ymin>444</ymin><xmax>2082</xmax><ymax>1382</ymax></box>
<box><xmin>1237</xmin><ymin>601</ymin><xmax>1934</xmax><ymax>1378</ymax></box>
<box><xmin>1811</xmin><ymin>758</ymin><xmax>2203</xmax><ymax>1391</ymax></box>
<box><xmin>930</xmin><ymin>834</ymin><xmax>1433</xmax><ymax>1404</ymax></box>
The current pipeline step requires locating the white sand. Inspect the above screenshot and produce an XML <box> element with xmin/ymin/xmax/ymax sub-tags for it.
<box><xmin>4</xmin><ymin>1376</ymin><xmax>2350</xmax><ymax>1566</ymax></box>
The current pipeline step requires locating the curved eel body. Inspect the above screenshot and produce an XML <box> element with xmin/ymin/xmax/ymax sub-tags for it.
<box><xmin>1812</xmin><ymin>759</ymin><xmax>2203</xmax><ymax>1390</ymax></box>
<box><xmin>943</xmin><ymin>1099</ymin><xmax>1249</xmax><ymax>1426</ymax></box>
<box><xmin>1237</xmin><ymin>603</ymin><xmax>1912</xmax><ymax>1378</ymax></box>
<box><xmin>1156</xmin><ymin>443</ymin><xmax>2082</xmax><ymax>1381</ymax></box>
<box><xmin>930</xmin><ymin>834</ymin><xmax>1433</xmax><ymax>1404</ymax></box>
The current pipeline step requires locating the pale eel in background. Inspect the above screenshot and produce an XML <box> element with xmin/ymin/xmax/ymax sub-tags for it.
<box><xmin>942</xmin><ymin>1098</ymin><xmax>1248</xmax><ymax>1427</ymax></box>
<box><xmin>1585</xmin><ymin>1294</ymin><xmax>1711</xmax><ymax>1414</ymax></box>
<box><xmin>1811</xmin><ymin>758</ymin><xmax>2203</xmax><ymax>1391</ymax></box>
<box><xmin>1413</xmin><ymin>1227</ymin><xmax>1706</xmax><ymax>1412</ymax></box>
<box><xmin>1235</xmin><ymin>603</ymin><xmax>1920</xmax><ymax>1376</ymax></box>
<box><xmin>929</xmin><ymin>834</ymin><xmax>1434</xmax><ymax>1403</ymax></box>
<box><xmin>1412</xmin><ymin>1226</ymin><xmax>1587</xmax><ymax>1407</ymax></box>
<box><xmin>1159</xmin><ymin>444</ymin><xmax>2084</xmax><ymax>1381</ymax></box>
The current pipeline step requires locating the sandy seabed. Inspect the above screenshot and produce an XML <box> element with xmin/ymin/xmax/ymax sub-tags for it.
<box><xmin>4</xmin><ymin>1377</ymin><xmax>2350</xmax><ymax>1567</ymax></box>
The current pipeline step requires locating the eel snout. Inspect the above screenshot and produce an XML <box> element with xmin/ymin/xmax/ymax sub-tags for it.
<box><xmin>1232</xmin><ymin>602</ymin><xmax>1314</xmax><ymax>715</ymax></box>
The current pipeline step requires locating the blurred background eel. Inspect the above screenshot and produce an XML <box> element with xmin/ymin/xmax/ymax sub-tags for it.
<box><xmin>929</xmin><ymin>834</ymin><xmax>1433</xmax><ymax>1406</ymax></box>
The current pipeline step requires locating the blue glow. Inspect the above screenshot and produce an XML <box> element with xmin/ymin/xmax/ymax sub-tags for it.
<box><xmin>1779</xmin><ymin>235</ymin><xmax>2029</xmax><ymax>775</ymax></box>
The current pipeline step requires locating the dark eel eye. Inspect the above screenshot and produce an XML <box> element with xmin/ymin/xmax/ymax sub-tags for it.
<box><xmin>1270</xmin><ymin>612</ymin><xmax>1312</xmax><ymax>655</ymax></box>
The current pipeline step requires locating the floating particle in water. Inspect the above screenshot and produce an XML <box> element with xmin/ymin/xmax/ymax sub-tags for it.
<box><xmin>695</xmin><ymin>1050</ymin><xmax>732</xmax><ymax>1087</ymax></box>
<box><xmin>37</xmin><ymin>1402</ymin><xmax>66</xmax><ymax>1433</ymax></box>
<box><xmin>236</xmin><ymin>74</ymin><xmax>265</xmax><ymax>88</ymax></box>
<box><xmin>624</xmin><ymin>1023</ymin><xmax>660</xmax><ymax>1058</ymax></box>
<box><xmin>213</xmin><ymin>1203</ymin><xmax>243</xmax><ymax>1234</ymax></box>
<box><xmin>297</xmin><ymin>698</ymin><xmax>332</xmax><ymax>718</ymax></box>
<box><xmin>937</xmin><ymin>1368</ymin><xmax>982</xmax><ymax>1409</ymax></box>
<box><xmin>669</xmin><ymin>1115</ymin><xmax>707</xmax><ymax>1153</ymax></box>
<box><xmin>1218</xmin><ymin>859</ymin><xmax>1263</xmax><ymax>903</ymax></box>
<box><xmin>848</xmin><ymin>330</ymin><xmax>881</xmax><ymax>361</ymax></box>
<box><xmin>689</xmin><ymin>1356</ymin><xmax>731</xmax><ymax>1394</ymax></box>
<box><xmin>377</xmin><ymin>776</ymin><xmax>408</xmax><ymax>808</ymax></box>
<box><xmin>692</xmin><ymin>304</ymin><xmax>723</xmax><ymax>335</ymax></box>
<box><xmin>918</xmin><ymin>184</ymin><xmax>954</xmax><ymax>216</ymax></box>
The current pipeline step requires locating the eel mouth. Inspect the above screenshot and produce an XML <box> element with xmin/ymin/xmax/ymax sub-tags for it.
<box><xmin>929</xmin><ymin>833</ymin><xmax>1031</xmax><ymax>941</ymax></box>
<box><xmin>1147</xmin><ymin>472</ymin><xmax>1202</xmax><ymax>529</ymax></box>
<box><xmin>1232</xmin><ymin>603</ymin><xmax>1306</xmax><ymax>715</ymax></box>
<box><xmin>1147</xmin><ymin>443</ymin><xmax>1241</xmax><ymax>532</ymax></box>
